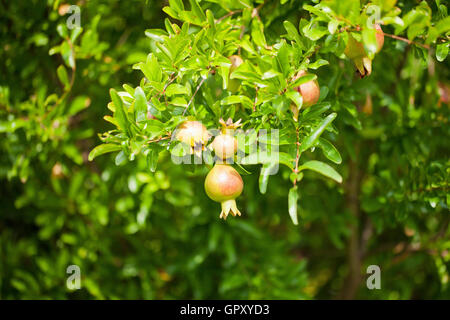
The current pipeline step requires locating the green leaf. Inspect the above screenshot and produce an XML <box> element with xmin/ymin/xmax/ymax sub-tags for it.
<box><xmin>299</xmin><ymin>112</ymin><xmax>337</xmax><ymax>153</ymax></box>
<box><xmin>290</xmin><ymin>74</ymin><xmax>316</xmax><ymax>88</ymax></box>
<box><xmin>299</xmin><ymin>160</ymin><xmax>342</xmax><ymax>183</ymax></box>
<box><xmin>259</xmin><ymin>162</ymin><xmax>276</xmax><ymax>194</ymax></box>
<box><xmin>328</xmin><ymin>20</ymin><xmax>339</xmax><ymax>34</ymax></box>
<box><xmin>435</xmin><ymin>16</ymin><xmax>450</xmax><ymax>35</ymax></box>
<box><xmin>68</xmin><ymin>96</ymin><xmax>90</xmax><ymax>116</ymax></box>
<box><xmin>241</xmin><ymin>152</ymin><xmax>294</xmax><ymax>169</ymax></box>
<box><xmin>436</xmin><ymin>43</ymin><xmax>449</xmax><ymax>62</ymax></box>
<box><xmin>276</xmin><ymin>41</ymin><xmax>290</xmax><ymax>77</ymax></box>
<box><xmin>362</xmin><ymin>26</ymin><xmax>377</xmax><ymax>58</ymax></box>
<box><xmin>110</xmin><ymin>88</ymin><xmax>131</xmax><ymax>137</ymax></box>
<box><xmin>221</xmin><ymin>95</ymin><xmax>253</xmax><ymax>109</ymax></box>
<box><xmin>134</xmin><ymin>86</ymin><xmax>147</xmax><ymax>122</ymax></box>
<box><xmin>318</xmin><ymin>138</ymin><xmax>342</xmax><ymax>164</ymax></box>
<box><xmin>285</xmin><ymin>90</ymin><xmax>303</xmax><ymax>108</ymax></box>
<box><xmin>60</xmin><ymin>41</ymin><xmax>75</xmax><ymax>68</ymax></box>
<box><xmin>146</xmin><ymin>53</ymin><xmax>163</xmax><ymax>82</ymax></box>
<box><xmin>165</xmin><ymin>84</ymin><xmax>189</xmax><ymax>96</ymax></box>
<box><xmin>262</xmin><ymin>70</ymin><xmax>281</xmax><ymax>80</ymax></box>
<box><xmin>342</xmin><ymin>102</ymin><xmax>362</xmax><ymax>130</ymax></box>
<box><xmin>169</xmin><ymin>0</ymin><xmax>184</xmax><ymax>12</ymax></box>
<box><xmin>70</xmin><ymin>26</ymin><xmax>83</xmax><ymax>43</ymax></box>
<box><xmin>189</xmin><ymin>0</ymin><xmax>206</xmax><ymax>21</ymax></box>
<box><xmin>251</xmin><ymin>19</ymin><xmax>267</xmax><ymax>48</ymax></box>
<box><xmin>206</xmin><ymin>10</ymin><xmax>215</xmax><ymax>30</ymax></box>
<box><xmin>308</xmin><ymin>59</ymin><xmax>329</xmax><ymax>70</ymax></box>
<box><xmin>57</xmin><ymin>24</ymin><xmax>68</xmax><ymax>38</ymax></box>
<box><xmin>288</xmin><ymin>186</ymin><xmax>299</xmax><ymax>225</ymax></box>
<box><xmin>300</xmin><ymin>102</ymin><xmax>331</xmax><ymax>121</ymax></box>
<box><xmin>57</xmin><ymin>65</ymin><xmax>69</xmax><ymax>88</ymax></box>
<box><xmin>283</xmin><ymin>21</ymin><xmax>303</xmax><ymax>48</ymax></box>
<box><xmin>146</xmin><ymin>148</ymin><xmax>160</xmax><ymax>172</ymax></box>
<box><xmin>302</xmin><ymin>20</ymin><xmax>328</xmax><ymax>41</ymax></box>
<box><xmin>88</xmin><ymin>144</ymin><xmax>122</xmax><ymax>161</ymax></box>
<box><xmin>144</xmin><ymin>29</ymin><xmax>168</xmax><ymax>42</ymax></box>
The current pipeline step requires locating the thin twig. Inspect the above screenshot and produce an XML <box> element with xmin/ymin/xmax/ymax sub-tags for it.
<box><xmin>382</xmin><ymin>32</ymin><xmax>430</xmax><ymax>50</ymax></box>
<box><xmin>338</xmin><ymin>25</ymin><xmax>431</xmax><ymax>50</ymax></box>
<box><xmin>147</xmin><ymin>135</ymin><xmax>170</xmax><ymax>144</ymax></box>
<box><xmin>253</xmin><ymin>87</ymin><xmax>259</xmax><ymax>112</ymax></box>
<box><xmin>293</xmin><ymin>126</ymin><xmax>301</xmax><ymax>186</ymax></box>
<box><xmin>182</xmin><ymin>77</ymin><xmax>206</xmax><ymax>116</ymax></box>
<box><xmin>216</xmin><ymin>10</ymin><xmax>242</xmax><ymax>23</ymax></box>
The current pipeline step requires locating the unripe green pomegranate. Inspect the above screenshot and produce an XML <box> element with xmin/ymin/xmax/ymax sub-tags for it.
<box><xmin>174</xmin><ymin>120</ymin><xmax>210</xmax><ymax>155</ymax></box>
<box><xmin>344</xmin><ymin>24</ymin><xmax>384</xmax><ymax>77</ymax></box>
<box><xmin>228</xmin><ymin>55</ymin><xmax>243</xmax><ymax>93</ymax></box>
<box><xmin>204</xmin><ymin>164</ymin><xmax>243</xmax><ymax>219</ymax></box>
<box><xmin>212</xmin><ymin>134</ymin><xmax>237</xmax><ymax>161</ymax></box>
<box><xmin>292</xmin><ymin>70</ymin><xmax>320</xmax><ymax>108</ymax></box>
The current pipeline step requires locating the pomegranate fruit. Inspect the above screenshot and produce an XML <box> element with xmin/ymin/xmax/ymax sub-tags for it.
<box><xmin>174</xmin><ymin>120</ymin><xmax>210</xmax><ymax>155</ymax></box>
<box><xmin>292</xmin><ymin>70</ymin><xmax>320</xmax><ymax>108</ymax></box>
<box><xmin>212</xmin><ymin>134</ymin><xmax>237</xmax><ymax>161</ymax></box>
<box><xmin>228</xmin><ymin>55</ymin><xmax>243</xmax><ymax>93</ymax></box>
<box><xmin>204</xmin><ymin>164</ymin><xmax>243</xmax><ymax>219</ymax></box>
<box><xmin>211</xmin><ymin>118</ymin><xmax>241</xmax><ymax>161</ymax></box>
<box><xmin>344</xmin><ymin>24</ymin><xmax>384</xmax><ymax>77</ymax></box>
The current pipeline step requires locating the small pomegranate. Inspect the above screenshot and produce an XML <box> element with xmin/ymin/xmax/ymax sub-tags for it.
<box><xmin>174</xmin><ymin>120</ymin><xmax>210</xmax><ymax>155</ymax></box>
<box><xmin>212</xmin><ymin>134</ymin><xmax>237</xmax><ymax>161</ymax></box>
<box><xmin>344</xmin><ymin>24</ymin><xmax>384</xmax><ymax>77</ymax></box>
<box><xmin>204</xmin><ymin>164</ymin><xmax>243</xmax><ymax>220</ymax></box>
<box><xmin>211</xmin><ymin>118</ymin><xmax>241</xmax><ymax>161</ymax></box>
<box><xmin>292</xmin><ymin>70</ymin><xmax>320</xmax><ymax>108</ymax></box>
<box><xmin>228</xmin><ymin>55</ymin><xmax>243</xmax><ymax>93</ymax></box>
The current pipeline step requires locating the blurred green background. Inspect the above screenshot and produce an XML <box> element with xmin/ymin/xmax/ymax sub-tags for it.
<box><xmin>0</xmin><ymin>0</ymin><xmax>449</xmax><ymax>299</ymax></box>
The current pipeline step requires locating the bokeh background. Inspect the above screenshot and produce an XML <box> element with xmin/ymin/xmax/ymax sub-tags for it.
<box><xmin>1</xmin><ymin>0</ymin><xmax>449</xmax><ymax>299</ymax></box>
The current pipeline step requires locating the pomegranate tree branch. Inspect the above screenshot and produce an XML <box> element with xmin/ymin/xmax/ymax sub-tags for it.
<box><xmin>338</xmin><ymin>25</ymin><xmax>431</xmax><ymax>50</ymax></box>
<box><xmin>253</xmin><ymin>87</ymin><xmax>259</xmax><ymax>112</ymax></box>
<box><xmin>382</xmin><ymin>32</ymin><xmax>430</xmax><ymax>50</ymax></box>
<box><xmin>216</xmin><ymin>10</ymin><xmax>242</xmax><ymax>23</ymax></box>
<box><xmin>147</xmin><ymin>135</ymin><xmax>170</xmax><ymax>144</ymax></box>
<box><xmin>182</xmin><ymin>77</ymin><xmax>206</xmax><ymax>116</ymax></box>
<box><xmin>338</xmin><ymin>143</ymin><xmax>363</xmax><ymax>300</ymax></box>
<box><xmin>293</xmin><ymin>126</ymin><xmax>301</xmax><ymax>186</ymax></box>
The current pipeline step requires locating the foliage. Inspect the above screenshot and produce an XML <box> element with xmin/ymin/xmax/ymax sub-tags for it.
<box><xmin>0</xmin><ymin>0</ymin><xmax>449</xmax><ymax>299</ymax></box>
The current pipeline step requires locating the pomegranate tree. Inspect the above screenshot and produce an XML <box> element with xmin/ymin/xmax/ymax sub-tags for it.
<box><xmin>90</xmin><ymin>2</ymin><xmax>447</xmax><ymax>225</ymax></box>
